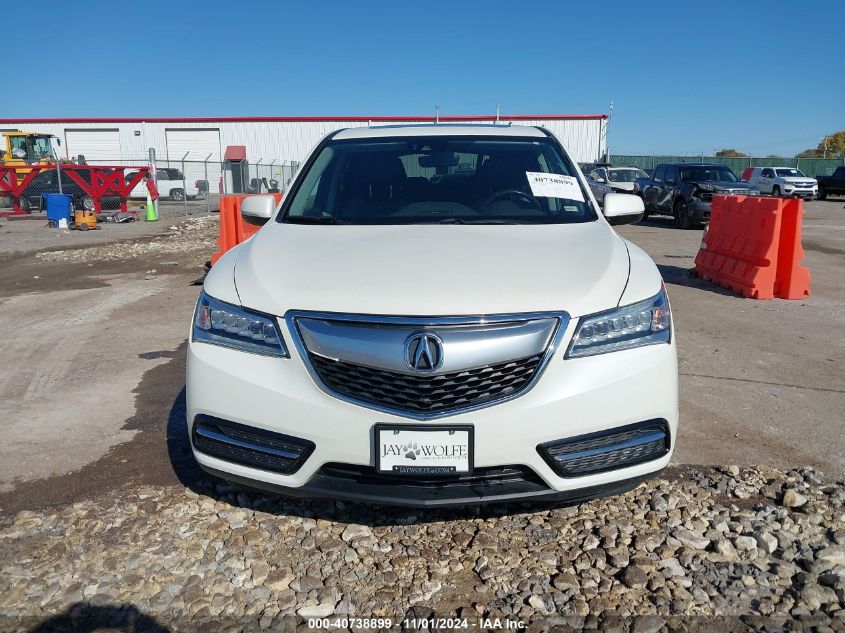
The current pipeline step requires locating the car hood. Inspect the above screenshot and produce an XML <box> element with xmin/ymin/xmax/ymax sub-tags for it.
<box><xmin>609</xmin><ymin>181</ymin><xmax>636</xmax><ymax>191</ymax></box>
<box><xmin>690</xmin><ymin>180</ymin><xmax>757</xmax><ymax>191</ymax></box>
<box><xmin>233</xmin><ymin>222</ymin><xmax>632</xmax><ymax>318</ymax></box>
<box><xmin>782</xmin><ymin>177</ymin><xmax>816</xmax><ymax>185</ymax></box>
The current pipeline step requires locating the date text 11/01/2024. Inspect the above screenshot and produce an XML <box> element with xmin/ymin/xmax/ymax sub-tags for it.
<box><xmin>307</xmin><ymin>617</ymin><xmax>527</xmax><ymax>629</ymax></box>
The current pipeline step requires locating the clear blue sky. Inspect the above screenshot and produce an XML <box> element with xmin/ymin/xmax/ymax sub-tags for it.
<box><xmin>5</xmin><ymin>0</ymin><xmax>843</xmax><ymax>156</ymax></box>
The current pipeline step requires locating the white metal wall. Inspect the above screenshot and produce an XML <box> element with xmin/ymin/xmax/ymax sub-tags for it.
<box><xmin>0</xmin><ymin>118</ymin><xmax>606</xmax><ymax>165</ymax></box>
<box><xmin>64</xmin><ymin>129</ymin><xmax>122</xmax><ymax>163</ymax></box>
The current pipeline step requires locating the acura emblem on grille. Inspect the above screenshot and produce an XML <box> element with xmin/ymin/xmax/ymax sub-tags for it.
<box><xmin>404</xmin><ymin>332</ymin><xmax>444</xmax><ymax>373</ymax></box>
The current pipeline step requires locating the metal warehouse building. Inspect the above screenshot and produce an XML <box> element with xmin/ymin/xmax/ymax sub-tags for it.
<box><xmin>0</xmin><ymin>114</ymin><xmax>607</xmax><ymax>189</ymax></box>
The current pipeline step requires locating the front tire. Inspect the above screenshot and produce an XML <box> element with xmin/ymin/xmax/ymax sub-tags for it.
<box><xmin>772</xmin><ymin>185</ymin><xmax>781</xmax><ymax>198</ymax></box>
<box><xmin>817</xmin><ymin>186</ymin><xmax>827</xmax><ymax>200</ymax></box>
<box><xmin>673</xmin><ymin>199</ymin><xmax>692</xmax><ymax>229</ymax></box>
<box><xmin>19</xmin><ymin>198</ymin><xmax>32</xmax><ymax>213</ymax></box>
<box><xmin>170</xmin><ymin>189</ymin><xmax>185</xmax><ymax>202</ymax></box>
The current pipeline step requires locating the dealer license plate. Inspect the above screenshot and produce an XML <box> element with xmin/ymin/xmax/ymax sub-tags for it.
<box><xmin>375</xmin><ymin>425</ymin><xmax>473</xmax><ymax>475</ymax></box>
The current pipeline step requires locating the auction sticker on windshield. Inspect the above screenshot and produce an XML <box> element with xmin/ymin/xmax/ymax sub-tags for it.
<box><xmin>375</xmin><ymin>425</ymin><xmax>473</xmax><ymax>475</ymax></box>
<box><xmin>525</xmin><ymin>172</ymin><xmax>585</xmax><ymax>202</ymax></box>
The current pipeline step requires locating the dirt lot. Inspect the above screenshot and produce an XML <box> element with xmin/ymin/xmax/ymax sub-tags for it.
<box><xmin>0</xmin><ymin>199</ymin><xmax>843</xmax><ymax>629</ymax></box>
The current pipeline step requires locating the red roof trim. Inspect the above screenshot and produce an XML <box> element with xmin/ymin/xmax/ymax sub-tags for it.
<box><xmin>0</xmin><ymin>114</ymin><xmax>607</xmax><ymax>124</ymax></box>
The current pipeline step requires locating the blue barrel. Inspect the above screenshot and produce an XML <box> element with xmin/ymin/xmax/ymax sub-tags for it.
<box><xmin>44</xmin><ymin>194</ymin><xmax>72</xmax><ymax>226</ymax></box>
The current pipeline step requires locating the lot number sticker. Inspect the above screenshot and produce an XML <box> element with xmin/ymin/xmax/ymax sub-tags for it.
<box><xmin>525</xmin><ymin>172</ymin><xmax>584</xmax><ymax>202</ymax></box>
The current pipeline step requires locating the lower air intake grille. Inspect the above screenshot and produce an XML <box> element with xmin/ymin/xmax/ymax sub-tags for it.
<box><xmin>308</xmin><ymin>354</ymin><xmax>543</xmax><ymax>416</ymax></box>
<box><xmin>539</xmin><ymin>420</ymin><xmax>670</xmax><ymax>478</ymax></box>
<box><xmin>192</xmin><ymin>416</ymin><xmax>314</xmax><ymax>474</ymax></box>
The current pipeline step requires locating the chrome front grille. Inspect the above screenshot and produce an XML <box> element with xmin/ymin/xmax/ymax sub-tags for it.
<box><xmin>287</xmin><ymin>311</ymin><xmax>568</xmax><ymax>419</ymax></box>
<box><xmin>310</xmin><ymin>353</ymin><xmax>543</xmax><ymax>416</ymax></box>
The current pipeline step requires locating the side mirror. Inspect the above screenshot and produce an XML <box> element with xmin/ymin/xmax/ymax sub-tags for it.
<box><xmin>240</xmin><ymin>194</ymin><xmax>276</xmax><ymax>226</ymax></box>
<box><xmin>603</xmin><ymin>193</ymin><xmax>644</xmax><ymax>226</ymax></box>
<box><xmin>594</xmin><ymin>177</ymin><xmax>606</xmax><ymax>184</ymax></box>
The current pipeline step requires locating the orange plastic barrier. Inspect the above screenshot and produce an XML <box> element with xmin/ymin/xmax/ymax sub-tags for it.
<box><xmin>210</xmin><ymin>193</ymin><xmax>282</xmax><ymax>265</ymax></box>
<box><xmin>693</xmin><ymin>195</ymin><xmax>811</xmax><ymax>300</ymax></box>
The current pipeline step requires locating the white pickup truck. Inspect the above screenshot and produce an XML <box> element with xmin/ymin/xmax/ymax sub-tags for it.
<box><xmin>747</xmin><ymin>167</ymin><xmax>817</xmax><ymax>199</ymax></box>
<box><xmin>126</xmin><ymin>168</ymin><xmax>199</xmax><ymax>201</ymax></box>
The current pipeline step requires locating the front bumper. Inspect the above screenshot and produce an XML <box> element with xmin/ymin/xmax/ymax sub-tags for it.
<box><xmin>783</xmin><ymin>187</ymin><xmax>817</xmax><ymax>199</ymax></box>
<box><xmin>187</xmin><ymin>317</ymin><xmax>678</xmax><ymax>507</ymax></box>
<box><xmin>689</xmin><ymin>198</ymin><xmax>711</xmax><ymax>222</ymax></box>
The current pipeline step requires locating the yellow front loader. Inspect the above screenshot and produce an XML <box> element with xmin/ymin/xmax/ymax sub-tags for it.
<box><xmin>0</xmin><ymin>132</ymin><xmax>59</xmax><ymax>183</ymax></box>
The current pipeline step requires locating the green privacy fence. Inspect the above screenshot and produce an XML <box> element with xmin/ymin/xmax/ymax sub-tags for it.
<box><xmin>608</xmin><ymin>155</ymin><xmax>845</xmax><ymax>178</ymax></box>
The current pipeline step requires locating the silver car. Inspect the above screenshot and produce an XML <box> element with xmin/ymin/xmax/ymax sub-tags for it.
<box><xmin>588</xmin><ymin>167</ymin><xmax>648</xmax><ymax>206</ymax></box>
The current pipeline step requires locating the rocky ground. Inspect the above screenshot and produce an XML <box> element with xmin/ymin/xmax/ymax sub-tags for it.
<box><xmin>34</xmin><ymin>215</ymin><xmax>217</xmax><ymax>269</ymax></box>
<box><xmin>1</xmin><ymin>466</ymin><xmax>842</xmax><ymax>632</ymax></box>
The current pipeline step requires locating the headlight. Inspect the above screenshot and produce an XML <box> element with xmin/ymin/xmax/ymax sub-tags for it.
<box><xmin>193</xmin><ymin>291</ymin><xmax>288</xmax><ymax>357</ymax></box>
<box><xmin>566</xmin><ymin>288</ymin><xmax>671</xmax><ymax>358</ymax></box>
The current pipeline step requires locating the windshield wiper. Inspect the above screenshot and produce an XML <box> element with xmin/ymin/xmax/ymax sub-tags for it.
<box><xmin>436</xmin><ymin>218</ymin><xmax>520</xmax><ymax>225</ymax></box>
<box><xmin>285</xmin><ymin>216</ymin><xmax>342</xmax><ymax>224</ymax></box>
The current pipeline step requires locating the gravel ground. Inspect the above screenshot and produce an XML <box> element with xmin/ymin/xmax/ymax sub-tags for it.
<box><xmin>1</xmin><ymin>466</ymin><xmax>843</xmax><ymax>631</ymax></box>
<box><xmin>34</xmin><ymin>215</ymin><xmax>217</xmax><ymax>269</ymax></box>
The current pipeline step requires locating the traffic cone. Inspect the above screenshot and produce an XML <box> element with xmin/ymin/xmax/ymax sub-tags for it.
<box><xmin>145</xmin><ymin>192</ymin><xmax>158</xmax><ymax>221</ymax></box>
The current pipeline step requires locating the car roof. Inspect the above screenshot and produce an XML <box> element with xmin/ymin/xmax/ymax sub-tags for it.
<box><xmin>332</xmin><ymin>124</ymin><xmax>548</xmax><ymax>140</ymax></box>
<box><xmin>663</xmin><ymin>163</ymin><xmax>727</xmax><ymax>168</ymax></box>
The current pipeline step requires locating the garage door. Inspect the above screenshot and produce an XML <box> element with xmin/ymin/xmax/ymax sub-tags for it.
<box><xmin>64</xmin><ymin>129</ymin><xmax>122</xmax><ymax>164</ymax></box>
<box><xmin>165</xmin><ymin>129</ymin><xmax>222</xmax><ymax>190</ymax></box>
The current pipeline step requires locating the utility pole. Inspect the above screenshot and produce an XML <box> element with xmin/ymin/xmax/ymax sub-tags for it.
<box><xmin>605</xmin><ymin>101</ymin><xmax>614</xmax><ymax>162</ymax></box>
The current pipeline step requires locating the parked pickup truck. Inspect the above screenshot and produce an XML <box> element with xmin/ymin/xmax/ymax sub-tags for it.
<box><xmin>817</xmin><ymin>166</ymin><xmax>845</xmax><ymax>200</ymax></box>
<box><xmin>633</xmin><ymin>163</ymin><xmax>760</xmax><ymax>229</ymax></box>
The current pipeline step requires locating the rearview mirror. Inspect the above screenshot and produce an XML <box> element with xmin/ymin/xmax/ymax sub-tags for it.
<box><xmin>602</xmin><ymin>193</ymin><xmax>644</xmax><ymax>226</ymax></box>
<box><xmin>240</xmin><ymin>194</ymin><xmax>277</xmax><ymax>225</ymax></box>
<box><xmin>418</xmin><ymin>152</ymin><xmax>459</xmax><ymax>169</ymax></box>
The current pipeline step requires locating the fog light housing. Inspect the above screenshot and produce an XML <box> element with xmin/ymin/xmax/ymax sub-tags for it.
<box><xmin>538</xmin><ymin>420</ymin><xmax>670</xmax><ymax>477</ymax></box>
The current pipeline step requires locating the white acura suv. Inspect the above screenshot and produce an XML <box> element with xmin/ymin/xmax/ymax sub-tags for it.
<box><xmin>187</xmin><ymin>125</ymin><xmax>678</xmax><ymax>507</ymax></box>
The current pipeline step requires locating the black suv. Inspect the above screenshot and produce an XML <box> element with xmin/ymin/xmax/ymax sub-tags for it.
<box><xmin>633</xmin><ymin>163</ymin><xmax>760</xmax><ymax>228</ymax></box>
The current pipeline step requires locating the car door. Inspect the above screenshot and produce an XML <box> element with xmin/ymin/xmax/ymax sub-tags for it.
<box><xmin>642</xmin><ymin>164</ymin><xmax>665</xmax><ymax>211</ymax></box>
<box><xmin>588</xmin><ymin>169</ymin><xmax>607</xmax><ymax>202</ymax></box>
<box><xmin>758</xmin><ymin>168</ymin><xmax>774</xmax><ymax>194</ymax></box>
<box><xmin>657</xmin><ymin>165</ymin><xmax>678</xmax><ymax>214</ymax></box>
<box><xmin>155</xmin><ymin>169</ymin><xmax>174</xmax><ymax>197</ymax></box>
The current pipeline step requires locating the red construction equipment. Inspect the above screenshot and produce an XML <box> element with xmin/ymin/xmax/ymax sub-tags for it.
<box><xmin>0</xmin><ymin>164</ymin><xmax>149</xmax><ymax>217</ymax></box>
<box><xmin>210</xmin><ymin>193</ymin><xmax>283</xmax><ymax>265</ymax></box>
<box><xmin>694</xmin><ymin>195</ymin><xmax>811</xmax><ymax>300</ymax></box>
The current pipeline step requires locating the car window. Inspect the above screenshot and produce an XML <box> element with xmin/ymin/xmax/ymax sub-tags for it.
<box><xmin>608</xmin><ymin>169</ymin><xmax>645</xmax><ymax>182</ymax></box>
<box><xmin>664</xmin><ymin>166</ymin><xmax>678</xmax><ymax>183</ymax></box>
<box><xmin>762</xmin><ymin>169</ymin><xmax>773</xmax><ymax>178</ymax></box>
<box><xmin>680</xmin><ymin>167</ymin><xmax>739</xmax><ymax>183</ymax></box>
<box><xmin>775</xmin><ymin>168</ymin><xmax>804</xmax><ymax>177</ymax></box>
<box><xmin>653</xmin><ymin>165</ymin><xmax>666</xmax><ymax>182</ymax></box>
<box><xmin>281</xmin><ymin>135</ymin><xmax>596</xmax><ymax>225</ymax></box>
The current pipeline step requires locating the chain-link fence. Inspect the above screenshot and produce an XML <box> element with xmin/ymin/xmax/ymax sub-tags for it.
<box><xmin>0</xmin><ymin>151</ymin><xmax>301</xmax><ymax>218</ymax></box>
<box><xmin>608</xmin><ymin>154</ymin><xmax>845</xmax><ymax>178</ymax></box>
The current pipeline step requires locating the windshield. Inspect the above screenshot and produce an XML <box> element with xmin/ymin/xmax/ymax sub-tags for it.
<box><xmin>608</xmin><ymin>168</ymin><xmax>646</xmax><ymax>182</ymax></box>
<box><xmin>775</xmin><ymin>168</ymin><xmax>806</xmax><ymax>178</ymax></box>
<box><xmin>679</xmin><ymin>167</ymin><xmax>738</xmax><ymax>183</ymax></box>
<box><xmin>32</xmin><ymin>137</ymin><xmax>52</xmax><ymax>159</ymax></box>
<box><xmin>280</xmin><ymin>135</ymin><xmax>596</xmax><ymax>225</ymax></box>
